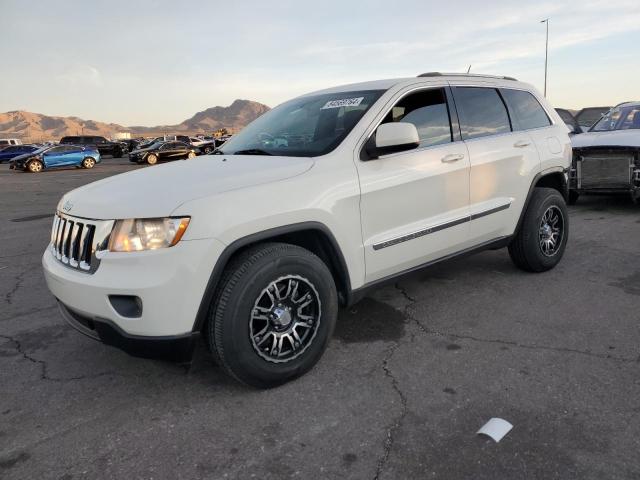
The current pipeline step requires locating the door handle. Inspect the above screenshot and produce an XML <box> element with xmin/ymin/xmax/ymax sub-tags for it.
<box><xmin>514</xmin><ymin>140</ymin><xmax>531</xmax><ymax>148</ymax></box>
<box><xmin>441</xmin><ymin>153</ymin><xmax>465</xmax><ymax>163</ymax></box>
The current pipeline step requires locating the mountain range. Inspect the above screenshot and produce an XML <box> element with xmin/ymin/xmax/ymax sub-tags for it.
<box><xmin>0</xmin><ymin>99</ymin><xmax>270</xmax><ymax>141</ymax></box>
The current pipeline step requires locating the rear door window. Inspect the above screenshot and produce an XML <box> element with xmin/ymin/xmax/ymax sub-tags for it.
<box><xmin>453</xmin><ymin>87</ymin><xmax>511</xmax><ymax>140</ymax></box>
<box><xmin>47</xmin><ymin>146</ymin><xmax>66</xmax><ymax>153</ymax></box>
<box><xmin>501</xmin><ymin>89</ymin><xmax>551</xmax><ymax>130</ymax></box>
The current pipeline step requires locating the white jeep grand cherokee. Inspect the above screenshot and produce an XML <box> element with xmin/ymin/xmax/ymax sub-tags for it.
<box><xmin>43</xmin><ymin>73</ymin><xmax>571</xmax><ymax>387</ymax></box>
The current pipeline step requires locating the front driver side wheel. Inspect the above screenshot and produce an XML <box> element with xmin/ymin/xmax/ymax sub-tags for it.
<box><xmin>207</xmin><ymin>243</ymin><xmax>338</xmax><ymax>388</ymax></box>
<box><xmin>27</xmin><ymin>160</ymin><xmax>43</xmax><ymax>173</ymax></box>
<box><xmin>146</xmin><ymin>154</ymin><xmax>158</xmax><ymax>165</ymax></box>
<box><xmin>82</xmin><ymin>157</ymin><xmax>96</xmax><ymax>169</ymax></box>
<box><xmin>187</xmin><ymin>151</ymin><xmax>196</xmax><ymax>159</ymax></box>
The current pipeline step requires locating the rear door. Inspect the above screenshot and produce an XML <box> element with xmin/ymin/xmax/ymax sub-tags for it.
<box><xmin>63</xmin><ymin>145</ymin><xmax>85</xmax><ymax>165</ymax></box>
<box><xmin>501</xmin><ymin>88</ymin><xmax>562</xmax><ymax>176</ymax></box>
<box><xmin>174</xmin><ymin>142</ymin><xmax>190</xmax><ymax>159</ymax></box>
<box><xmin>451</xmin><ymin>85</ymin><xmax>539</xmax><ymax>243</ymax></box>
<box><xmin>356</xmin><ymin>85</ymin><xmax>471</xmax><ymax>283</ymax></box>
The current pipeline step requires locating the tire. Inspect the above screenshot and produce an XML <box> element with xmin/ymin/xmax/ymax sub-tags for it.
<box><xmin>27</xmin><ymin>160</ymin><xmax>43</xmax><ymax>173</ymax></box>
<box><xmin>508</xmin><ymin>187</ymin><xmax>569</xmax><ymax>272</ymax></box>
<box><xmin>204</xmin><ymin>146</ymin><xmax>213</xmax><ymax>154</ymax></box>
<box><xmin>567</xmin><ymin>190</ymin><xmax>579</xmax><ymax>205</ymax></box>
<box><xmin>208</xmin><ymin>243</ymin><xmax>338</xmax><ymax>388</ymax></box>
<box><xmin>146</xmin><ymin>154</ymin><xmax>158</xmax><ymax>165</ymax></box>
<box><xmin>187</xmin><ymin>151</ymin><xmax>196</xmax><ymax>159</ymax></box>
<box><xmin>82</xmin><ymin>157</ymin><xmax>96</xmax><ymax>169</ymax></box>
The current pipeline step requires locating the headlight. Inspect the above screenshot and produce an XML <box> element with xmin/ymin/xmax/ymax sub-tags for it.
<box><xmin>108</xmin><ymin>217</ymin><xmax>190</xmax><ymax>252</ymax></box>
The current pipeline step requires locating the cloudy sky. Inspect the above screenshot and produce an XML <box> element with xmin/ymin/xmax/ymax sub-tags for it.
<box><xmin>1</xmin><ymin>0</ymin><xmax>638</xmax><ymax>125</ymax></box>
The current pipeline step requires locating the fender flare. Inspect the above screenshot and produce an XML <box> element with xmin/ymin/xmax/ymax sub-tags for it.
<box><xmin>191</xmin><ymin>221</ymin><xmax>351</xmax><ymax>332</ymax></box>
<box><xmin>514</xmin><ymin>168</ymin><xmax>569</xmax><ymax>234</ymax></box>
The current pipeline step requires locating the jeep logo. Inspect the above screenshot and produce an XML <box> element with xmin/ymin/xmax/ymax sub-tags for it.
<box><xmin>62</xmin><ymin>200</ymin><xmax>73</xmax><ymax>212</ymax></box>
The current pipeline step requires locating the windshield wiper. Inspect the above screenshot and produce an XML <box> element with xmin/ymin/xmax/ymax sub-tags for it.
<box><xmin>233</xmin><ymin>149</ymin><xmax>273</xmax><ymax>156</ymax></box>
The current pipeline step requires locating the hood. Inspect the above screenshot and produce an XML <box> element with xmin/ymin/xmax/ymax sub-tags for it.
<box><xmin>59</xmin><ymin>155</ymin><xmax>314</xmax><ymax>219</ymax></box>
<box><xmin>11</xmin><ymin>151</ymin><xmax>40</xmax><ymax>163</ymax></box>
<box><xmin>571</xmin><ymin>129</ymin><xmax>640</xmax><ymax>149</ymax></box>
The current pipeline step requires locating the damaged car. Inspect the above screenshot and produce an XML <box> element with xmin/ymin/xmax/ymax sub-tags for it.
<box><xmin>569</xmin><ymin>101</ymin><xmax>640</xmax><ymax>204</ymax></box>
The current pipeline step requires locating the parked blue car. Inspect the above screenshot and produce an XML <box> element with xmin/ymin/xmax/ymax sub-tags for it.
<box><xmin>10</xmin><ymin>145</ymin><xmax>101</xmax><ymax>173</ymax></box>
<box><xmin>0</xmin><ymin>145</ymin><xmax>40</xmax><ymax>163</ymax></box>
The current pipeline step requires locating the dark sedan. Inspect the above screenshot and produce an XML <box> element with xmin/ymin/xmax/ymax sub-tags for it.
<box><xmin>128</xmin><ymin>141</ymin><xmax>198</xmax><ymax>165</ymax></box>
<box><xmin>0</xmin><ymin>144</ymin><xmax>40</xmax><ymax>163</ymax></box>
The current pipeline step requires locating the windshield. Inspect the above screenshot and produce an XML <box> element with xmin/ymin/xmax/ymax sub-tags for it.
<box><xmin>591</xmin><ymin>104</ymin><xmax>640</xmax><ymax>132</ymax></box>
<box><xmin>219</xmin><ymin>90</ymin><xmax>385</xmax><ymax>157</ymax></box>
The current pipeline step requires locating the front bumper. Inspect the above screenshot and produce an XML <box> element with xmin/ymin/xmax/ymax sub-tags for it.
<box><xmin>43</xmin><ymin>236</ymin><xmax>226</xmax><ymax>341</ymax></box>
<box><xmin>58</xmin><ymin>301</ymin><xmax>197</xmax><ymax>362</ymax></box>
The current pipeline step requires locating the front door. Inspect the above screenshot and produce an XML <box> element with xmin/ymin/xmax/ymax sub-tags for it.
<box><xmin>355</xmin><ymin>86</ymin><xmax>471</xmax><ymax>283</ymax></box>
<box><xmin>44</xmin><ymin>146</ymin><xmax>77</xmax><ymax>167</ymax></box>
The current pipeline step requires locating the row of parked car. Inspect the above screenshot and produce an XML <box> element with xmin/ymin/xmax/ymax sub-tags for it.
<box><xmin>0</xmin><ymin>134</ymin><xmax>232</xmax><ymax>172</ymax></box>
<box><xmin>3</xmin><ymin>100</ymin><xmax>638</xmax><ymax>204</ymax></box>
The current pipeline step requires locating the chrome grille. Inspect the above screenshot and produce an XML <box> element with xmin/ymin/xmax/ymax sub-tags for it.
<box><xmin>50</xmin><ymin>213</ymin><xmax>113</xmax><ymax>274</ymax></box>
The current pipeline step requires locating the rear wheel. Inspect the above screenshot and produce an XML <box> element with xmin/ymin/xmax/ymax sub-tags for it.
<box><xmin>187</xmin><ymin>151</ymin><xmax>196</xmax><ymax>159</ymax></box>
<box><xmin>146</xmin><ymin>154</ymin><xmax>158</xmax><ymax>165</ymax></box>
<box><xmin>203</xmin><ymin>146</ymin><xmax>213</xmax><ymax>154</ymax></box>
<box><xmin>207</xmin><ymin>243</ymin><xmax>338</xmax><ymax>388</ymax></box>
<box><xmin>508</xmin><ymin>188</ymin><xmax>568</xmax><ymax>272</ymax></box>
<box><xmin>82</xmin><ymin>157</ymin><xmax>96</xmax><ymax>169</ymax></box>
<box><xmin>27</xmin><ymin>160</ymin><xmax>43</xmax><ymax>173</ymax></box>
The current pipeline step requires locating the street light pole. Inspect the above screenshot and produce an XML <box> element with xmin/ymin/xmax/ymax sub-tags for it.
<box><xmin>541</xmin><ymin>18</ymin><xmax>549</xmax><ymax>97</ymax></box>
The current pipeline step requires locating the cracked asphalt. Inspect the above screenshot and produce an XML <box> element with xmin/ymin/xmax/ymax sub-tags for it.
<box><xmin>1</xmin><ymin>158</ymin><xmax>639</xmax><ymax>479</ymax></box>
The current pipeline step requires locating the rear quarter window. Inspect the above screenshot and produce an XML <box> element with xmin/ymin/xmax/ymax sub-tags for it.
<box><xmin>501</xmin><ymin>89</ymin><xmax>551</xmax><ymax>130</ymax></box>
<box><xmin>453</xmin><ymin>87</ymin><xmax>511</xmax><ymax>140</ymax></box>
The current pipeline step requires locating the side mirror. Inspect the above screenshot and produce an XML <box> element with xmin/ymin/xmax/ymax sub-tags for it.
<box><xmin>366</xmin><ymin>122</ymin><xmax>420</xmax><ymax>159</ymax></box>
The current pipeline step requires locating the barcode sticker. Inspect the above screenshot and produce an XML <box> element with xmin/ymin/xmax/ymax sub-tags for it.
<box><xmin>321</xmin><ymin>97</ymin><xmax>364</xmax><ymax>109</ymax></box>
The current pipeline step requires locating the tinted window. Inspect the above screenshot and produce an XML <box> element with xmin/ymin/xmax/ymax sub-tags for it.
<box><xmin>380</xmin><ymin>88</ymin><xmax>452</xmax><ymax>148</ymax></box>
<box><xmin>454</xmin><ymin>87</ymin><xmax>511</xmax><ymax>140</ymax></box>
<box><xmin>60</xmin><ymin>137</ymin><xmax>77</xmax><ymax>143</ymax></box>
<box><xmin>47</xmin><ymin>146</ymin><xmax>66</xmax><ymax>153</ymax></box>
<box><xmin>502</xmin><ymin>89</ymin><xmax>550</xmax><ymax>130</ymax></box>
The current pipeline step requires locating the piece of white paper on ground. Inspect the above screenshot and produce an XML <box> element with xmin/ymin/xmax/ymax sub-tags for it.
<box><xmin>477</xmin><ymin>418</ymin><xmax>513</xmax><ymax>443</ymax></box>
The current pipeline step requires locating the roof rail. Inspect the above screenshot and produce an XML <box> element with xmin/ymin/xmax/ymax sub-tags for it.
<box><xmin>417</xmin><ymin>72</ymin><xmax>518</xmax><ymax>81</ymax></box>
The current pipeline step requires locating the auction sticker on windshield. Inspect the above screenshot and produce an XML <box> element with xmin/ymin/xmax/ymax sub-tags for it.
<box><xmin>321</xmin><ymin>97</ymin><xmax>364</xmax><ymax>109</ymax></box>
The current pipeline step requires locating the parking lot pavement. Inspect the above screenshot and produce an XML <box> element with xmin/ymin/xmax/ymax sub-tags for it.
<box><xmin>1</xmin><ymin>158</ymin><xmax>639</xmax><ymax>479</ymax></box>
